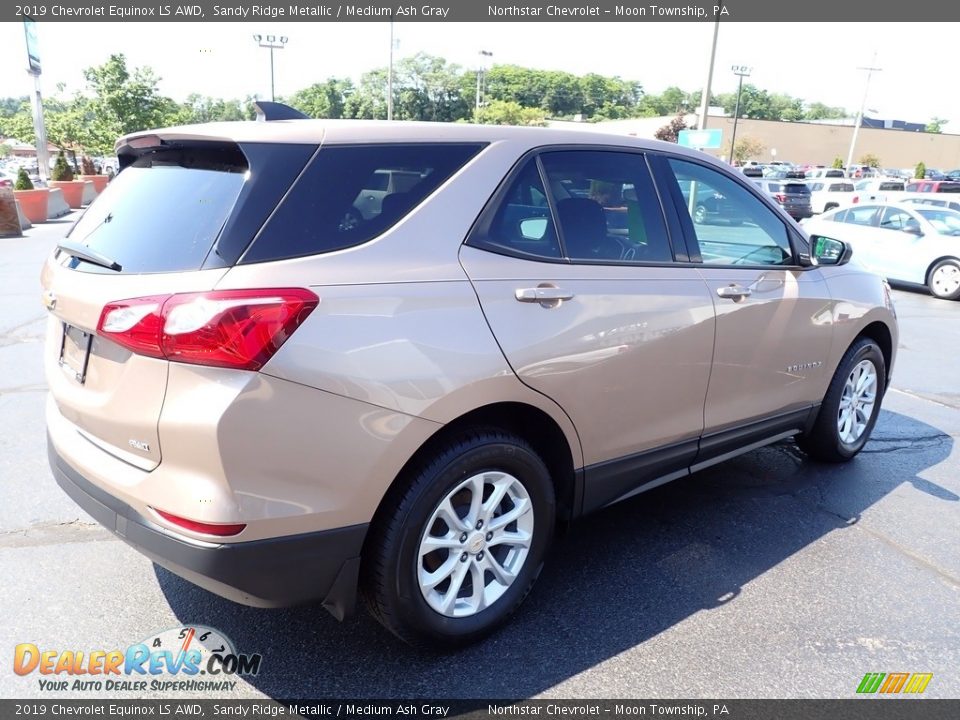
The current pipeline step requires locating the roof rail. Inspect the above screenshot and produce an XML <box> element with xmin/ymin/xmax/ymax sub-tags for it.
<box><xmin>254</xmin><ymin>101</ymin><xmax>309</xmax><ymax>122</ymax></box>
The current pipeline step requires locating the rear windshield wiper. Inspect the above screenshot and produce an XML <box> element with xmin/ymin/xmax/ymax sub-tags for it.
<box><xmin>56</xmin><ymin>240</ymin><xmax>122</xmax><ymax>272</ymax></box>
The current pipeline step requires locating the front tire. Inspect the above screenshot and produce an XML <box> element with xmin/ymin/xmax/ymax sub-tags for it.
<box><xmin>798</xmin><ymin>337</ymin><xmax>886</xmax><ymax>462</ymax></box>
<box><xmin>361</xmin><ymin>430</ymin><xmax>555</xmax><ymax>649</ymax></box>
<box><xmin>927</xmin><ymin>259</ymin><xmax>960</xmax><ymax>300</ymax></box>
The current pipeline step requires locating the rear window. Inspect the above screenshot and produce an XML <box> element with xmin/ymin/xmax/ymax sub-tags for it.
<box><xmin>63</xmin><ymin>144</ymin><xmax>248</xmax><ymax>274</ymax></box>
<box><xmin>784</xmin><ymin>183</ymin><xmax>810</xmax><ymax>194</ymax></box>
<box><xmin>825</xmin><ymin>170</ymin><xmax>844</xmax><ymax>178</ymax></box>
<box><xmin>880</xmin><ymin>182</ymin><xmax>905</xmax><ymax>191</ymax></box>
<box><xmin>242</xmin><ymin>143</ymin><xmax>484</xmax><ymax>264</ymax></box>
<box><xmin>828</xmin><ymin>183</ymin><xmax>854</xmax><ymax>192</ymax></box>
<box><xmin>938</xmin><ymin>183</ymin><xmax>960</xmax><ymax>193</ymax></box>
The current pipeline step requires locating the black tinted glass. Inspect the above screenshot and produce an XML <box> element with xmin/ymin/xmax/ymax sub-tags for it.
<box><xmin>243</xmin><ymin>143</ymin><xmax>484</xmax><ymax>264</ymax></box>
<box><xmin>482</xmin><ymin>159</ymin><xmax>561</xmax><ymax>260</ymax></box>
<box><xmin>64</xmin><ymin>144</ymin><xmax>247</xmax><ymax>274</ymax></box>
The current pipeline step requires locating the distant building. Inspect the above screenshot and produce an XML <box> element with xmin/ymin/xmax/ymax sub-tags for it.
<box><xmin>547</xmin><ymin>114</ymin><xmax>960</xmax><ymax>167</ymax></box>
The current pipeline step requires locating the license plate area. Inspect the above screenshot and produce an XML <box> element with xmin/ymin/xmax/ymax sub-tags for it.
<box><xmin>59</xmin><ymin>322</ymin><xmax>93</xmax><ymax>384</ymax></box>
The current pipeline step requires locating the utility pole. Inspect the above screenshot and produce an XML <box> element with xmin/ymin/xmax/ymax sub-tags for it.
<box><xmin>845</xmin><ymin>54</ymin><xmax>882</xmax><ymax>173</ymax></box>
<box><xmin>697</xmin><ymin>19</ymin><xmax>720</xmax><ymax>131</ymax></box>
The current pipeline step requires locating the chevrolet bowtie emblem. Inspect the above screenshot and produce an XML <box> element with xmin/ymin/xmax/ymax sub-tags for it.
<box><xmin>41</xmin><ymin>290</ymin><xmax>57</xmax><ymax>311</ymax></box>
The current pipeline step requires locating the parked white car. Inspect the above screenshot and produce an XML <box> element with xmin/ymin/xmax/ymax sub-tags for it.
<box><xmin>900</xmin><ymin>194</ymin><xmax>960</xmax><ymax>213</ymax></box>
<box><xmin>848</xmin><ymin>179</ymin><xmax>907</xmax><ymax>205</ymax></box>
<box><xmin>804</xmin><ymin>202</ymin><xmax>960</xmax><ymax>299</ymax></box>
<box><xmin>806</xmin><ymin>179</ymin><xmax>855</xmax><ymax>213</ymax></box>
<box><xmin>805</xmin><ymin>167</ymin><xmax>846</xmax><ymax>180</ymax></box>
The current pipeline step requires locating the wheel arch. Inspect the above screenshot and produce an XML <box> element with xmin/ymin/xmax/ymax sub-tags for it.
<box><xmin>364</xmin><ymin>401</ymin><xmax>580</xmax><ymax>560</ymax></box>
<box><xmin>854</xmin><ymin>320</ymin><xmax>894</xmax><ymax>389</ymax></box>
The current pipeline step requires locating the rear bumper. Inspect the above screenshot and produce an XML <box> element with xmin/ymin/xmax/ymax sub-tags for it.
<box><xmin>49</xmin><ymin>438</ymin><xmax>367</xmax><ymax>619</ymax></box>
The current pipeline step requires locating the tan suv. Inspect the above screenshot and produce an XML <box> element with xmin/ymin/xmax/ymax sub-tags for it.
<box><xmin>43</xmin><ymin>106</ymin><xmax>898</xmax><ymax>648</ymax></box>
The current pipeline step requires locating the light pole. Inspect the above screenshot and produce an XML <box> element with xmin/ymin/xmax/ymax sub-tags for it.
<box><xmin>387</xmin><ymin>19</ymin><xmax>400</xmax><ymax>120</ymax></box>
<box><xmin>729</xmin><ymin>65</ymin><xmax>752</xmax><ymax>165</ymax></box>
<box><xmin>252</xmin><ymin>34</ymin><xmax>288</xmax><ymax>102</ymax></box>
<box><xmin>475</xmin><ymin>50</ymin><xmax>493</xmax><ymax>121</ymax></box>
<box><xmin>845</xmin><ymin>54</ymin><xmax>882</xmax><ymax>173</ymax></box>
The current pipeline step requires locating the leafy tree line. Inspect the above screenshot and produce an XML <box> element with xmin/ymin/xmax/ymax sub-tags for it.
<box><xmin>6</xmin><ymin>52</ymin><xmax>923</xmax><ymax>160</ymax></box>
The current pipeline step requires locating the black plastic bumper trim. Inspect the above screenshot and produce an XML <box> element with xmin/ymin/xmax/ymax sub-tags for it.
<box><xmin>48</xmin><ymin>436</ymin><xmax>368</xmax><ymax>616</ymax></box>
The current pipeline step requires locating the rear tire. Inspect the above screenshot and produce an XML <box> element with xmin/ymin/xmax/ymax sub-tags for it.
<box><xmin>927</xmin><ymin>259</ymin><xmax>960</xmax><ymax>300</ymax></box>
<box><xmin>798</xmin><ymin>338</ymin><xmax>886</xmax><ymax>462</ymax></box>
<box><xmin>361</xmin><ymin>429</ymin><xmax>555</xmax><ymax>649</ymax></box>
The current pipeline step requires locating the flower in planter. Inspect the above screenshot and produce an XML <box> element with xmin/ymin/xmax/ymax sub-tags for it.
<box><xmin>14</xmin><ymin>168</ymin><xmax>34</xmax><ymax>191</ymax></box>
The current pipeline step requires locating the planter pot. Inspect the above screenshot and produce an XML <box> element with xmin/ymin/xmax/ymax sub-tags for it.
<box><xmin>50</xmin><ymin>180</ymin><xmax>86</xmax><ymax>209</ymax></box>
<box><xmin>13</xmin><ymin>188</ymin><xmax>50</xmax><ymax>224</ymax></box>
<box><xmin>79</xmin><ymin>174</ymin><xmax>109</xmax><ymax>194</ymax></box>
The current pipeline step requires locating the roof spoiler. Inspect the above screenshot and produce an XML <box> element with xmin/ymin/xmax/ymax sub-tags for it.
<box><xmin>254</xmin><ymin>101</ymin><xmax>309</xmax><ymax>122</ymax></box>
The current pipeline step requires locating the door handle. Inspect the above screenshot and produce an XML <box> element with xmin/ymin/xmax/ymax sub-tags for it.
<box><xmin>716</xmin><ymin>285</ymin><xmax>752</xmax><ymax>300</ymax></box>
<box><xmin>515</xmin><ymin>286</ymin><xmax>574</xmax><ymax>306</ymax></box>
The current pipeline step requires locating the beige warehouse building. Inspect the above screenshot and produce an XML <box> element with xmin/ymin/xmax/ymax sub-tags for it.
<box><xmin>549</xmin><ymin>114</ymin><xmax>960</xmax><ymax>169</ymax></box>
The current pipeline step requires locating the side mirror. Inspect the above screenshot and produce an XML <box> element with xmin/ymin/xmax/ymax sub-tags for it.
<box><xmin>519</xmin><ymin>217</ymin><xmax>548</xmax><ymax>241</ymax></box>
<box><xmin>811</xmin><ymin>235</ymin><xmax>853</xmax><ymax>266</ymax></box>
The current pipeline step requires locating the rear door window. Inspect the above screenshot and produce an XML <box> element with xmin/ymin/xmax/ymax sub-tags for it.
<box><xmin>539</xmin><ymin>150</ymin><xmax>673</xmax><ymax>263</ymax></box>
<box><xmin>243</xmin><ymin>143</ymin><xmax>485</xmax><ymax>264</ymax></box>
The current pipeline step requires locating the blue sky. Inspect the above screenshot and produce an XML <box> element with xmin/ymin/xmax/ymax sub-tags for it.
<box><xmin>1</xmin><ymin>22</ymin><xmax>957</xmax><ymax>130</ymax></box>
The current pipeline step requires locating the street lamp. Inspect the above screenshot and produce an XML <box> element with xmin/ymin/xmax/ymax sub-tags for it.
<box><xmin>729</xmin><ymin>65</ymin><xmax>752</xmax><ymax>165</ymax></box>
<box><xmin>387</xmin><ymin>20</ymin><xmax>400</xmax><ymax>120</ymax></box>
<box><xmin>252</xmin><ymin>33</ymin><xmax>288</xmax><ymax>102</ymax></box>
<box><xmin>475</xmin><ymin>50</ymin><xmax>493</xmax><ymax>120</ymax></box>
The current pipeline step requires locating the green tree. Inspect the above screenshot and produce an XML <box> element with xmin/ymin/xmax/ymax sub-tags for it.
<box><xmin>80</xmin><ymin>54</ymin><xmax>180</xmax><ymax>153</ymax></box>
<box><xmin>832</xmin><ymin>157</ymin><xmax>844</xmax><ymax>169</ymax></box>
<box><xmin>732</xmin><ymin>136</ymin><xmax>766</xmax><ymax>164</ymax></box>
<box><xmin>14</xmin><ymin>168</ymin><xmax>33</xmax><ymax>190</ymax></box>
<box><xmin>51</xmin><ymin>150</ymin><xmax>73</xmax><ymax>181</ymax></box>
<box><xmin>926</xmin><ymin>117</ymin><xmax>948</xmax><ymax>134</ymax></box>
<box><xmin>858</xmin><ymin>153</ymin><xmax>881</xmax><ymax>168</ymax></box>
<box><xmin>345</xmin><ymin>68</ymin><xmax>389</xmax><ymax>119</ymax></box>
<box><xmin>915</xmin><ymin>161</ymin><xmax>926</xmax><ymax>179</ymax></box>
<box><xmin>179</xmin><ymin>94</ymin><xmax>248</xmax><ymax>124</ymax></box>
<box><xmin>474</xmin><ymin>99</ymin><xmax>546</xmax><ymax>126</ymax></box>
<box><xmin>284</xmin><ymin>79</ymin><xmax>354</xmax><ymax>119</ymax></box>
<box><xmin>805</xmin><ymin>102</ymin><xmax>848</xmax><ymax>121</ymax></box>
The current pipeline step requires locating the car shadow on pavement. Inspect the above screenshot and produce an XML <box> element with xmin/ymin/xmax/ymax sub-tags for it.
<box><xmin>157</xmin><ymin>408</ymin><xmax>955</xmax><ymax>699</ymax></box>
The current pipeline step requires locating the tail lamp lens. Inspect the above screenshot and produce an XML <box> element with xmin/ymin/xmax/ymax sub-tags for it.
<box><xmin>97</xmin><ymin>288</ymin><xmax>318</xmax><ymax>371</ymax></box>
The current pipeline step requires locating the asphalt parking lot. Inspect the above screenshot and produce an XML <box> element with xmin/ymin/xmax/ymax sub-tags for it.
<box><xmin>1</xmin><ymin>216</ymin><xmax>957</xmax><ymax>700</ymax></box>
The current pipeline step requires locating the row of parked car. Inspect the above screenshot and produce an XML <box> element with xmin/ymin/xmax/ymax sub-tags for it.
<box><xmin>728</xmin><ymin>165</ymin><xmax>960</xmax><ymax>300</ymax></box>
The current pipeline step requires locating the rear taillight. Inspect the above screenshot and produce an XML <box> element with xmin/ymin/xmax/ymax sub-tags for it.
<box><xmin>852</xmin><ymin>195</ymin><xmax>860</xmax><ymax>204</ymax></box>
<box><xmin>97</xmin><ymin>288</ymin><xmax>319</xmax><ymax>371</ymax></box>
<box><xmin>774</xmin><ymin>193</ymin><xmax>787</xmax><ymax>203</ymax></box>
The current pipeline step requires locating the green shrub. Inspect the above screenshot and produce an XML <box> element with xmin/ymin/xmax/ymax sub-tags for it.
<box><xmin>915</xmin><ymin>161</ymin><xmax>926</xmax><ymax>179</ymax></box>
<box><xmin>831</xmin><ymin>157</ymin><xmax>844</xmax><ymax>169</ymax></box>
<box><xmin>81</xmin><ymin>155</ymin><xmax>96</xmax><ymax>175</ymax></box>
<box><xmin>51</xmin><ymin>151</ymin><xmax>74</xmax><ymax>182</ymax></box>
<box><xmin>14</xmin><ymin>168</ymin><xmax>34</xmax><ymax>191</ymax></box>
